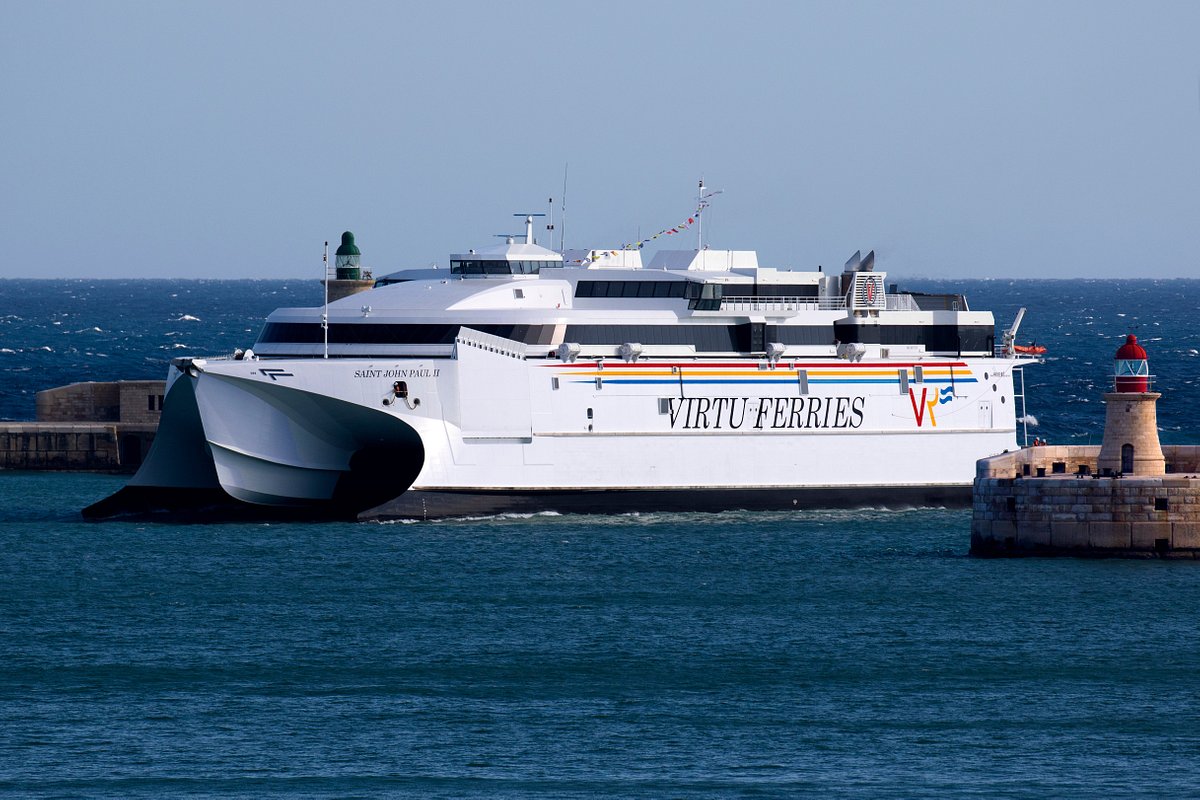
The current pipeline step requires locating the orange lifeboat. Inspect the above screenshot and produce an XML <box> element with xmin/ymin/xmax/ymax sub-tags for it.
<box><xmin>1013</xmin><ymin>344</ymin><xmax>1046</xmax><ymax>355</ymax></box>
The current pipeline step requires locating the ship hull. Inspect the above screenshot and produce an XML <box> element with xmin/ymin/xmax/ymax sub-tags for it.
<box><xmin>87</xmin><ymin>343</ymin><xmax>1025</xmax><ymax>521</ymax></box>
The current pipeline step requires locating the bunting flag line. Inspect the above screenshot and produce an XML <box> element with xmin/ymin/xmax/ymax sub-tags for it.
<box><xmin>619</xmin><ymin>190</ymin><xmax>723</xmax><ymax>251</ymax></box>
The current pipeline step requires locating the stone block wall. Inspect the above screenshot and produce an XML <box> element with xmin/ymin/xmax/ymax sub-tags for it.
<box><xmin>118</xmin><ymin>381</ymin><xmax>166</xmax><ymax>424</ymax></box>
<box><xmin>36</xmin><ymin>382</ymin><xmax>121</xmax><ymax>422</ymax></box>
<box><xmin>978</xmin><ymin>445</ymin><xmax>1200</xmax><ymax>481</ymax></box>
<box><xmin>0</xmin><ymin>424</ymin><xmax>120</xmax><ymax>469</ymax></box>
<box><xmin>35</xmin><ymin>380</ymin><xmax>166</xmax><ymax>425</ymax></box>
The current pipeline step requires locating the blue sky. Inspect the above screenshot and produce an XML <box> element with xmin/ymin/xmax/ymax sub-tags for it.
<box><xmin>2</xmin><ymin>1</ymin><xmax>1198</xmax><ymax>279</ymax></box>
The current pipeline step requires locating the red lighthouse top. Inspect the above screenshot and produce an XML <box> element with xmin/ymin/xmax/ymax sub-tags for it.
<box><xmin>1114</xmin><ymin>334</ymin><xmax>1150</xmax><ymax>392</ymax></box>
<box><xmin>1115</xmin><ymin>334</ymin><xmax>1147</xmax><ymax>361</ymax></box>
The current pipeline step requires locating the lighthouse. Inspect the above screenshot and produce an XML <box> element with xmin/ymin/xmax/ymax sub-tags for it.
<box><xmin>1097</xmin><ymin>334</ymin><xmax>1165</xmax><ymax>476</ymax></box>
<box><xmin>323</xmin><ymin>230</ymin><xmax>374</xmax><ymax>302</ymax></box>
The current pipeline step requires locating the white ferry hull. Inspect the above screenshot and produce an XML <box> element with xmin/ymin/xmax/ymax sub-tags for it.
<box><xmin>87</xmin><ymin>344</ymin><xmax>1024</xmax><ymax>520</ymax></box>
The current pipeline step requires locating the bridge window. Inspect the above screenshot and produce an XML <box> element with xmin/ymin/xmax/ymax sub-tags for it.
<box><xmin>451</xmin><ymin>259</ymin><xmax>556</xmax><ymax>275</ymax></box>
<box><xmin>687</xmin><ymin>282</ymin><xmax>723</xmax><ymax>311</ymax></box>
<box><xmin>575</xmin><ymin>280</ymin><xmax>688</xmax><ymax>299</ymax></box>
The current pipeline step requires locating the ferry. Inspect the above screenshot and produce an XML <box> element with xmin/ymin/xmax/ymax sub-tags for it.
<box><xmin>86</xmin><ymin>202</ymin><xmax>1037</xmax><ymax>520</ymax></box>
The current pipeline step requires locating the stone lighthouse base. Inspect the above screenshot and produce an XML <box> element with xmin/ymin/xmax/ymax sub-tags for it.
<box><xmin>972</xmin><ymin>445</ymin><xmax>1200</xmax><ymax>559</ymax></box>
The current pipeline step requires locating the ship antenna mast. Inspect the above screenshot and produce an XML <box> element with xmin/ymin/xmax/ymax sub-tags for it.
<box><xmin>322</xmin><ymin>240</ymin><xmax>329</xmax><ymax>359</ymax></box>
<box><xmin>513</xmin><ymin>213</ymin><xmax>546</xmax><ymax>244</ymax></box>
<box><xmin>697</xmin><ymin>177</ymin><xmax>723</xmax><ymax>250</ymax></box>
<box><xmin>560</xmin><ymin>163</ymin><xmax>568</xmax><ymax>251</ymax></box>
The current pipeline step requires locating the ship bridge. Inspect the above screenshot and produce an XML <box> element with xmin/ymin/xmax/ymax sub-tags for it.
<box><xmin>448</xmin><ymin>214</ymin><xmax>564</xmax><ymax>276</ymax></box>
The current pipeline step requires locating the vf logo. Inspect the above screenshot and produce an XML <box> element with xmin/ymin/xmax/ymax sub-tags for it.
<box><xmin>909</xmin><ymin>386</ymin><xmax>954</xmax><ymax>427</ymax></box>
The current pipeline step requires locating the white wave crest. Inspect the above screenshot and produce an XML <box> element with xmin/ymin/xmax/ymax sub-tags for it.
<box><xmin>1018</xmin><ymin>414</ymin><xmax>1039</xmax><ymax>427</ymax></box>
<box><xmin>456</xmin><ymin>510</ymin><xmax>564</xmax><ymax>522</ymax></box>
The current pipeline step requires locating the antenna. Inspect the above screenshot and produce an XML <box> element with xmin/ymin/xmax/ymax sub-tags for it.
<box><xmin>513</xmin><ymin>213</ymin><xmax>546</xmax><ymax>244</ymax></box>
<box><xmin>546</xmin><ymin>196</ymin><xmax>555</xmax><ymax>250</ymax></box>
<box><xmin>696</xmin><ymin>178</ymin><xmax>723</xmax><ymax>250</ymax></box>
<box><xmin>560</xmin><ymin>163</ymin><xmax>568</xmax><ymax>251</ymax></box>
<box><xmin>322</xmin><ymin>240</ymin><xmax>329</xmax><ymax>359</ymax></box>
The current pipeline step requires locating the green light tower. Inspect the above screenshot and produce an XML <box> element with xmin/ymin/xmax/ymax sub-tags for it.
<box><xmin>335</xmin><ymin>231</ymin><xmax>362</xmax><ymax>280</ymax></box>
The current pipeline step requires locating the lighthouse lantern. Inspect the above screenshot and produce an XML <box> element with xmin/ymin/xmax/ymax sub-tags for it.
<box><xmin>335</xmin><ymin>231</ymin><xmax>362</xmax><ymax>280</ymax></box>
<box><xmin>1113</xmin><ymin>334</ymin><xmax>1150</xmax><ymax>393</ymax></box>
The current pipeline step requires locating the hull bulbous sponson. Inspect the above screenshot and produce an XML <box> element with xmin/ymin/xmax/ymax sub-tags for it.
<box><xmin>86</xmin><ymin>224</ymin><xmax>1037</xmax><ymax>521</ymax></box>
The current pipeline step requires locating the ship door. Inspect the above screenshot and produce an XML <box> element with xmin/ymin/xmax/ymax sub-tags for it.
<box><xmin>750</xmin><ymin>322</ymin><xmax>766</xmax><ymax>353</ymax></box>
<box><xmin>978</xmin><ymin>400</ymin><xmax>992</xmax><ymax>429</ymax></box>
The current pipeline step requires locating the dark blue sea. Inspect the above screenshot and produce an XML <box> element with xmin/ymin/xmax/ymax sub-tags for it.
<box><xmin>2</xmin><ymin>279</ymin><xmax>1200</xmax><ymax>797</ymax></box>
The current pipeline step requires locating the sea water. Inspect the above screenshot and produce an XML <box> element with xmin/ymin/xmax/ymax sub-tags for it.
<box><xmin>2</xmin><ymin>279</ymin><xmax>1200</xmax><ymax>797</ymax></box>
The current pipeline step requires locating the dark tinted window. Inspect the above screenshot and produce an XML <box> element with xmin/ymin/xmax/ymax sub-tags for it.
<box><xmin>574</xmin><ymin>280</ymin><xmax>693</xmax><ymax>299</ymax></box>
<box><xmin>832</xmin><ymin>323</ymin><xmax>995</xmax><ymax>352</ymax></box>
<box><xmin>260</xmin><ymin>321</ymin><xmax>841</xmax><ymax>354</ymax></box>
<box><xmin>259</xmin><ymin>322</ymin><xmax>556</xmax><ymax>346</ymax></box>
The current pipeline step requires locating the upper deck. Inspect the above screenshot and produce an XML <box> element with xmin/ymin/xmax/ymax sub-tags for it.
<box><xmin>255</xmin><ymin>225</ymin><xmax>998</xmax><ymax>361</ymax></box>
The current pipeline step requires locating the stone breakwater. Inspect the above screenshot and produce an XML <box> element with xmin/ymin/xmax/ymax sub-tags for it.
<box><xmin>0</xmin><ymin>381</ymin><xmax>163</xmax><ymax>472</ymax></box>
<box><xmin>972</xmin><ymin>445</ymin><xmax>1200</xmax><ymax>558</ymax></box>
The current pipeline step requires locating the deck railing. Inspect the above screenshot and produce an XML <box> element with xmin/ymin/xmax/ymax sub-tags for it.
<box><xmin>720</xmin><ymin>296</ymin><xmax>846</xmax><ymax>312</ymax></box>
<box><xmin>719</xmin><ymin>293</ymin><xmax>921</xmax><ymax>313</ymax></box>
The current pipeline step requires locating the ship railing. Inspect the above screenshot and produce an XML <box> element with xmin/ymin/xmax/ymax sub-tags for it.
<box><xmin>720</xmin><ymin>296</ymin><xmax>847</xmax><ymax>312</ymax></box>
<box><xmin>720</xmin><ymin>294</ymin><xmax>920</xmax><ymax>312</ymax></box>
<box><xmin>455</xmin><ymin>326</ymin><xmax>527</xmax><ymax>360</ymax></box>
